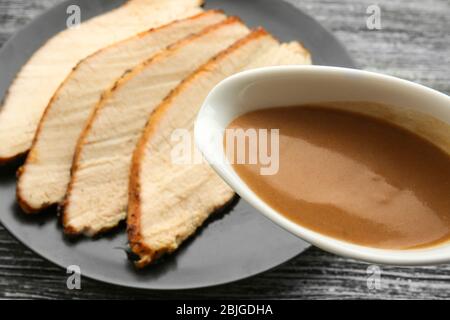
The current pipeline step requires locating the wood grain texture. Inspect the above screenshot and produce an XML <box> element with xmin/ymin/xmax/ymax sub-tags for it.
<box><xmin>0</xmin><ymin>0</ymin><xmax>449</xmax><ymax>300</ymax></box>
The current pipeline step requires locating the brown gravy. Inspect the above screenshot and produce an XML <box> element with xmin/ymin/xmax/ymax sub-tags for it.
<box><xmin>226</xmin><ymin>104</ymin><xmax>450</xmax><ymax>249</ymax></box>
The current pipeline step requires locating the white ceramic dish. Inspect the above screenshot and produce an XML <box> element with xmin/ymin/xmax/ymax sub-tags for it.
<box><xmin>195</xmin><ymin>65</ymin><xmax>450</xmax><ymax>266</ymax></box>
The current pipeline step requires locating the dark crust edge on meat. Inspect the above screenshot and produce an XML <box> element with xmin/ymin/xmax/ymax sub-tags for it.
<box><xmin>127</xmin><ymin>28</ymin><xmax>272</xmax><ymax>268</ymax></box>
<box><xmin>16</xmin><ymin>10</ymin><xmax>225</xmax><ymax>214</ymax></box>
<box><xmin>61</xmin><ymin>16</ymin><xmax>247</xmax><ymax>235</ymax></box>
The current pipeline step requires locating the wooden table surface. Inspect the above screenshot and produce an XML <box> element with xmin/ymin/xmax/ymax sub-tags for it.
<box><xmin>0</xmin><ymin>0</ymin><xmax>449</xmax><ymax>300</ymax></box>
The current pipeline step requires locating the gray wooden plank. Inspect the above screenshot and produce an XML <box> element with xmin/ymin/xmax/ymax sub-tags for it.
<box><xmin>0</xmin><ymin>0</ymin><xmax>449</xmax><ymax>299</ymax></box>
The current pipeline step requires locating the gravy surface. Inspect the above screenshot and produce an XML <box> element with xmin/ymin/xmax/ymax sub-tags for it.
<box><xmin>226</xmin><ymin>104</ymin><xmax>450</xmax><ymax>249</ymax></box>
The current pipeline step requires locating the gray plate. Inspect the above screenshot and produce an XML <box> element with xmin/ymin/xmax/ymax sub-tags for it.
<box><xmin>0</xmin><ymin>0</ymin><xmax>355</xmax><ymax>290</ymax></box>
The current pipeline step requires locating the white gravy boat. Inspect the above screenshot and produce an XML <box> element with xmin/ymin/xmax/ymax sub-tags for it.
<box><xmin>195</xmin><ymin>66</ymin><xmax>450</xmax><ymax>265</ymax></box>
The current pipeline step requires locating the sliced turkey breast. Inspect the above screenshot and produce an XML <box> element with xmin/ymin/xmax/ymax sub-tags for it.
<box><xmin>62</xmin><ymin>18</ymin><xmax>251</xmax><ymax>236</ymax></box>
<box><xmin>128</xmin><ymin>31</ymin><xmax>311</xmax><ymax>268</ymax></box>
<box><xmin>0</xmin><ymin>0</ymin><xmax>203</xmax><ymax>163</ymax></box>
<box><xmin>16</xmin><ymin>11</ymin><xmax>226</xmax><ymax>214</ymax></box>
